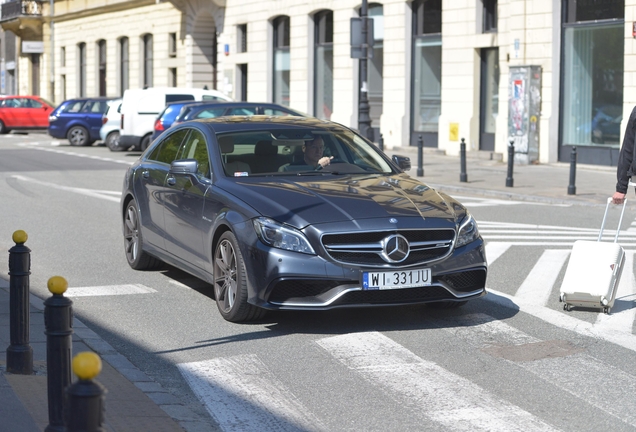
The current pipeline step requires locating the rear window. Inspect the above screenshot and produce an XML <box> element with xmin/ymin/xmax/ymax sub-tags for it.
<box><xmin>165</xmin><ymin>94</ymin><xmax>195</xmax><ymax>104</ymax></box>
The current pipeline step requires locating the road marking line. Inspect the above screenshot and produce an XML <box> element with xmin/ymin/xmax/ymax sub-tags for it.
<box><xmin>65</xmin><ymin>284</ymin><xmax>156</xmax><ymax>297</ymax></box>
<box><xmin>515</xmin><ymin>250</ymin><xmax>570</xmax><ymax>305</ymax></box>
<box><xmin>595</xmin><ymin>251</ymin><xmax>636</xmax><ymax>333</ymax></box>
<box><xmin>10</xmin><ymin>174</ymin><xmax>121</xmax><ymax>202</ymax></box>
<box><xmin>317</xmin><ymin>332</ymin><xmax>559</xmax><ymax>432</ymax></box>
<box><xmin>485</xmin><ymin>242</ymin><xmax>511</xmax><ymax>265</ymax></box>
<box><xmin>442</xmin><ymin>313</ymin><xmax>636</xmax><ymax>428</ymax></box>
<box><xmin>178</xmin><ymin>355</ymin><xmax>325</xmax><ymax>432</ymax></box>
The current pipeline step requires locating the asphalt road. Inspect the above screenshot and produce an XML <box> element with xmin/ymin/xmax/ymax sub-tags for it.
<box><xmin>1</xmin><ymin>133</ymin><xmax>636</xmax><ymax>432</ymax></box>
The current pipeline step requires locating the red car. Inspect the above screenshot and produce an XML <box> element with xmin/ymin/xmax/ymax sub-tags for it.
<box><xmin>0</xmin><ymin>95</ymin><xmax>55</xmax><ymax>134</ymax></box>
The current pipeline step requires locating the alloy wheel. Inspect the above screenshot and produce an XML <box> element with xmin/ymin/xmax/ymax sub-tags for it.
<box><xmin>124</xmin><ymin>204</ymin><xmax>139</xmax><ymax>264</ymax></box>
<box><xmin>214</xmin><ymin>239</ymin><xmax>237</xmax><ymax>313</ymax></box>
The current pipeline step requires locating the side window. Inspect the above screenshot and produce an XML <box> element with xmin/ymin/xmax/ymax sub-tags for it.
<box><xmin>147</xmin><ymin>129</ymin><xmax>189</xmax><ymax>164</ymax></box>
<box><xmin>91</xmin><ymin>101</ymin><xmax>106</xmax><ymax>113</ymax></box>
<box><xmin>165</xmin><ymin>94</ymin><xmax>194</xmax><ymax>103</ymax></box>
<box><xmin>195</xmin><ymin>108</ymin><xmax>226</xmax><ymax>119</ymax></box>
<box><xmin>179</xmin><ymin>129</ymin><xmax>210</xmax><ymax>177</ymax></box>
<box><xmin>15</xmin><ymin>98</ymin><xmax>27</xmax><ymax>107</ymax></box>
<box><xmin>80</xmin><ymin>101</ymin><xmax>94</xmax><ymax>112</ymax></box>
<box><xmin>28</xmin><ymin>99</ymin><xmax>43</xmax><ymax>108</ymax></box>
<box><xmin>64</xmin><ymin>101</ymin><xmax>83</xmax><ymax>113</ymax></box>
<box><xmin>263</xmin><ymin>108</ymin><xmax>293</xmax><ymax>116</ymax></box>
<box><xmin>226</xmin><ymin>107</ymin><xmax>256</xmax><ymax>115</ymax></box>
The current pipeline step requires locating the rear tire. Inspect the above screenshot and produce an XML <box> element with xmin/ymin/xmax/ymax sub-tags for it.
<box><xmin>67</xmin><ymin>126</ymin><xmax>90</xmax><ymax>146</ymax></box>
<box><xmin>0</xmin><ymin>120</ymin><xmax>8</xmax><ymax>134</ymax></box>
<box><xmin>139</xmin><ymin>135</ymin><xmax>151</xmax><ymax>151</ymax></box>
<box><xmin>123</xmin><ymin>199</ymin><xmax>161</xmax><ymax>270</ymax></box>
<box><xmin>213</xmin><ymin>231</ymin><xmax>266</xmax><ymax>322</ymax></box>
<box><xmin>106</xmin><ymin>131</ymin><xmax>126</xmax><ymax>152</ymax></box>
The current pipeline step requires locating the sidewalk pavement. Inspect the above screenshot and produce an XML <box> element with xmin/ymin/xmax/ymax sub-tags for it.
<box><xmin>0</xmin><ymin>148</ymin><xmax>627</xmax><ymax>432</ymax></box>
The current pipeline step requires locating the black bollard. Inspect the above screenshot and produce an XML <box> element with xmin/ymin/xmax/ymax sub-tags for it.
<box><xmin>417</xmin><ymin>134</ymin><xmax>424</xmax><ymax>177</ymax></box>
<box><xmin>460</xmin><ymin>138</ymin><xmax>468</xmax><ymax>182</ymax></box>
<box><xmin>379</xmin><ymin>133</ymin><xmax>384</xmax><ymax>151</ymax></box>
<box><xmin>568</xmin><ymin>146</ymin><xmax>577</xmax><ymax>195</ymax></box>
<box><xmin>6</xmin><ymin>230</ymin><xmax>33</xmax><ymax>375</ymax></box>
<box><xmin>44</xmin><ymin>276</ymin><xmax>73</xmax><ymax>432</ymax></box>
<box><xmin>66</xmin><ymin>352</ymin><xmax>106</xmax><ymax>432</ymax></box>
<box><xmin>506</xmin><ymin>138</ymin><xmax>515</xmax><ymax>188</ymax></box>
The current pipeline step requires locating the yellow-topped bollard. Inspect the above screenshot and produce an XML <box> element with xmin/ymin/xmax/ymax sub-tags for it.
<box><xmin>12</xmin><ymin>230</ymin><xmax>28</xmax><ymax>244</ymax></box>
<box><xmin>47</xmin><ymin>276</ymin><xmax>68</xmax><ymax>295</ymax></box>
<box><xmin>72</xmin><ymin>352</ymin><xmax>102</xmax><ymax>380</ymax></box>
<box><xmin>67</xmin><ymin>352</ymin><xmax>106</xmax><ymax>431</ymax></box>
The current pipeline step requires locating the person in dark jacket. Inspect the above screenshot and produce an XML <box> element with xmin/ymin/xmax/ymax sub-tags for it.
<box><xmin>613</xmin><ymin>106</ymin><xmax>636</xmax><ymax>204</ymax></box>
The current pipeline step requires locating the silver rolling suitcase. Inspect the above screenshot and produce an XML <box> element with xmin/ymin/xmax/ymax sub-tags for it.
<box><xmin>559</xmin><ymin>197</ymin><xmax>628</xmax><ymax>314</ymax></box>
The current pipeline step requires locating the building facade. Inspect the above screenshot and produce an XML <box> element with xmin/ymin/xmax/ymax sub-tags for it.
<box><xmin>0</xmin><ymin>0</ymin><xmax>632</xmax><ymax>166</ymax></box>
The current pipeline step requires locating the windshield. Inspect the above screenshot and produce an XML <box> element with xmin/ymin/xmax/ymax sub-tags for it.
<box><xmin>216</xmin><ymin>128</ymin><xmax>395</xmax><ymax>177</ymax></box>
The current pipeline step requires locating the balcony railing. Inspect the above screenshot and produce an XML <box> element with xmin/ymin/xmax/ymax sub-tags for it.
<box><xmin>0</xmin><ymin>1</ymin><xmax>43</xmax><ymax>22</ymax></box>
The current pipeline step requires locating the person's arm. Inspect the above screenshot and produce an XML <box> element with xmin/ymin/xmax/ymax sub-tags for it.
<box><xmin>614</xmin><ymin>106</ymin><xmax>636</xmax><ymax>203</ymax></box>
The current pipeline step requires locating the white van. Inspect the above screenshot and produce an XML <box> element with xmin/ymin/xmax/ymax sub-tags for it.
<box><xmin>119</xmin><ymin>87</ymin><xmax>232</xmax><ymax>151</ymax></box>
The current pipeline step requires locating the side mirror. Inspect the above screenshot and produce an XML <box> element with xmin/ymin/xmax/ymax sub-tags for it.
<box><xmin>170</xmin><ymin>159</ymin><xmax>198</xmax><ymax>174</ymax></box>
<box><xmin>392</xmin><ymin>155</ymin><xmax>411</xmax><ymax>171</ymax></box>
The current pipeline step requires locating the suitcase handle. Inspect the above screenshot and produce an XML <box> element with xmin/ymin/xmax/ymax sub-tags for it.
<box><xmin>600</xmin><ymin>197</ymin><xmax>627</xmax><ymax>243</ymax></box>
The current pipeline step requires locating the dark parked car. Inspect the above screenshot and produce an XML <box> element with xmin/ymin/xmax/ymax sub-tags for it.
<box><xmin>150</xmin><ymin>101</ymin><xmax>306</xmax><ymax>141</ymax></box>
<box><xmin>0</xmin><ymin>95</ymin><xmax>55</xmax><ymax>134</ymax></box>
<box><xmin>121</xmin><ymin>116</ymin><xmax>487</xmax><ymax>322</ymax></box>
<box><xmin>48</xmin><ymin>97</ymin><xmax>116</xmax><ymax>146</ymax></box>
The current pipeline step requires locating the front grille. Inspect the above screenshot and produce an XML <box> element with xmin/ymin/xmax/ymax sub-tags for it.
<box><xmin>436</xmin><ymin>269</ymin><xmax>486</xmax><ymax>293</ymax></box>
<box><xmin>333</xmin><ymin>286</ymin><xmax>453</xmax><ymax>306</ymax></box>
<box><xmin>268</xmin><ymin>279</ymin><xmax>346</xmax><ymax>302</ymax></box>
<box><xmin>322</xmin><ymin>229</ymin><xmax>455</xmax><ymax>266</ymax></box>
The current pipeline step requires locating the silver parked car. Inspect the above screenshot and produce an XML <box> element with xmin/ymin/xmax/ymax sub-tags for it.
<box><xmin>120</xmin><ymin>116</ymin><xmax>487</xmax><ymax>322</ymax></box>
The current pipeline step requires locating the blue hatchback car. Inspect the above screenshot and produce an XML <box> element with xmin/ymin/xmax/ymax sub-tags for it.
<box><xmin>48</xmin><ymin>97</ymin><xmax>116</xmax><ymax>146</ymax></box>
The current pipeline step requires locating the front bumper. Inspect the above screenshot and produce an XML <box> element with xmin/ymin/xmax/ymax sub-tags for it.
<box><xmin>243</xmin><ymin>235</ymin><xmax>487</xmax><ymax>311</ymax></box>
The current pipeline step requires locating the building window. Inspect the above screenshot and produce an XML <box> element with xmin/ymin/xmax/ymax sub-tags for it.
<box><xmin>411</xmin><ymin>0</ymin><xmax>442</xmax><ymax>144</ymax></box>
<box><xmin>314</xmin><ymin>10</ymin><xmax>333</xmax><ymax>120</ymax></box>
<box><xmin>60</xmin><ymin>47</ymin><xmax>66</xmax><ymax>67</ymax></box>
<box><xmin>237</xmin><ymin>24</ymin><xmax>247</xmax><ymax>53</ymax></box>
<box><xmin>61</xmin><ymin>74</ymin><xmax>66</xmax><ymax>100</ymax></box>
<box><xmin>273</xmin><ymin>16</ymin><xmax>290</xmax><ymax>106</ymax></box>
<box><xmin>168</xmin><ymin>32</ymin><xmax>177</xmax><ymax>57</ymax></box>
<box><xmin>483</xmin><ymin>0</ymin><xmax>497</xmax><ymax>33</ymax></box>
<box><xmin>169</xmin><ymin>68</ymin><xmax>177</xmax><ymax>87</ymax></box>
<box><xmin>142</xmin><ymin>34</ymin><xmax>153</xmax><ymax>88</ymax></box>
<box><xmin>119</xmin><ymin>37</ymin><xmax>129</xmax><ymax>96</ymax></box>
<box><xmin>561</xmin><ymin>0</ymin><xmax>624</xmax><ymax>150</ymax></box>
<box><xmin>78</xmin><ymin>42</ymin><xmax>86</xmax><ymax>97</ymax></box>
<box><xmin>98</xmin><ymin>40</ymin><xmax>107</xmax><ymax>96</ymax></box>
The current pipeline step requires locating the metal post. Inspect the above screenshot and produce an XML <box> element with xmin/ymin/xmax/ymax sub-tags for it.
<box><xmin>358</xmin><ymin>0</ymin><xmax>373</xmax><ymax>142</ymax></box>
<box><xmin>506</xmin><ymin>138</ymin><xmax>515</xmax><ymax>188</ymax></box>
<box><xmin>6</xmin><ymin>230</ymin><xmax>33</xmax><ymax>375</ymax></box>
<box><xmin>417</xmin><ymin>134</ymin><xmax>424</xmax><ymax>177</ymax></box>
<box><xmin>379</xmin><ymin>133</ymin><xmax>384</xmax><ymax>151</ymax></box>
<box><xmin>66</xmin><ymin>352</ymin><xmax>106</xmax><ymax>432</ymax></box>
<box><xmin>460</xmin><ymin>137</ymin><xmax>467</xmax><ymax>183</ymax></box>
<box><xmin>568</xmin><ymin>146</ymin><xmax>577</xmax><ymax>195</ymax></box>
<box><xmin>44</xmin><ymin>276</ymin><xmax>73</xmax><ymax>432</ymax></box>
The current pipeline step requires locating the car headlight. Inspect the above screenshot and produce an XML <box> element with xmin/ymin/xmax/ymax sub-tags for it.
<box><xmin>253</xmin><ymin>217</ymin><xmax>315</xmax><ymax>255</ymax></box>
<box><xmin>455</xmin><ymin>213</ymin><xmax>480</xmax><ymax>248</ymax></box>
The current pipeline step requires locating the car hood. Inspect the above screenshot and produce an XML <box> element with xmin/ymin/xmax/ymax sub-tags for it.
<box><xmin>218</xmin><ymin>174</ymin><xmax>463</xmax><ymax>229</ymax></box>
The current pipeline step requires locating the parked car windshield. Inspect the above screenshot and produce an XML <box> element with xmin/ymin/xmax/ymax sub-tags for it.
<box><xmin>216</xmin><ymin>128</ymin><xmax>395</xmax><ymax>176</ymax></box>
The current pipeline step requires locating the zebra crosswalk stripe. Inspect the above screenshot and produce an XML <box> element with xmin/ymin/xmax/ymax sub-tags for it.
<box><xmin>442</xmin><ymin>313</ymin><xmax>636</xmax><ymax>428</ymax></box>
<box><xmin>317</xmin><ymin>332</ymin><xmax>559</xmax><ymax>432</ymax></box>
<box><xmin>177</xmin><ymin>354</ymin><xmax>325</xmax><ymax>432</ymax></box>
<box><xmin>514</xmin><ymin>249</ymin><xmax>570</xmax><ymax>306</ymax></box>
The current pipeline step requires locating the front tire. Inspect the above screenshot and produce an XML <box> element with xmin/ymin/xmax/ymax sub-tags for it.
<box><xmin>213</xmin><ymin>231</ymin><xmax>265</xmax><ymax>322</ymax></box>
<box><xmin>106</xmin><ymin>131</ymin><xmax>126</xmax><ymax>152</ymax></box>
<box><xmin>67</xmin><ymin>126</ymin><xmax>90</xmax><ymax>146</ymax></box>
<box><xmin>123</xmin><ymin>199</ymin><xmax>161</xmax><ymax>270</ymax></box>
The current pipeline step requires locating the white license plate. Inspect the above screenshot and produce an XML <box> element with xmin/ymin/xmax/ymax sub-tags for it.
<box><xmin>362</xmin><ymin>268</ymin><xmax>431</xmax><ymax>290</ymax></box>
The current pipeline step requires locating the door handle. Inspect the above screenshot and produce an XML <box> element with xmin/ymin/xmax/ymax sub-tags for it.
<box><xmin>167</xmin><ymin>176</ymin><xmax>176</xmax><ymax>186</ymax></box>
<box><xmin>142</xmin><ymin>170</ymin><xmax>149</xmax><ymax>179</ymax></box>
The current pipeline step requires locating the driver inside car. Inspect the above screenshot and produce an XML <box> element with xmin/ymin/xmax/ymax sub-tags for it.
<box><xmin>280</xmin><ymin>136</ymin><xmax>333</xmax><ymax>171</ymax></box>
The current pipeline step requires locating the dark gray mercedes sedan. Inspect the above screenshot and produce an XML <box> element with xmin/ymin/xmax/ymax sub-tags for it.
<box><xmin>121</xmin><ymin>116</ymin><xmax>487</xmax><ymax>322</ymax></box>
